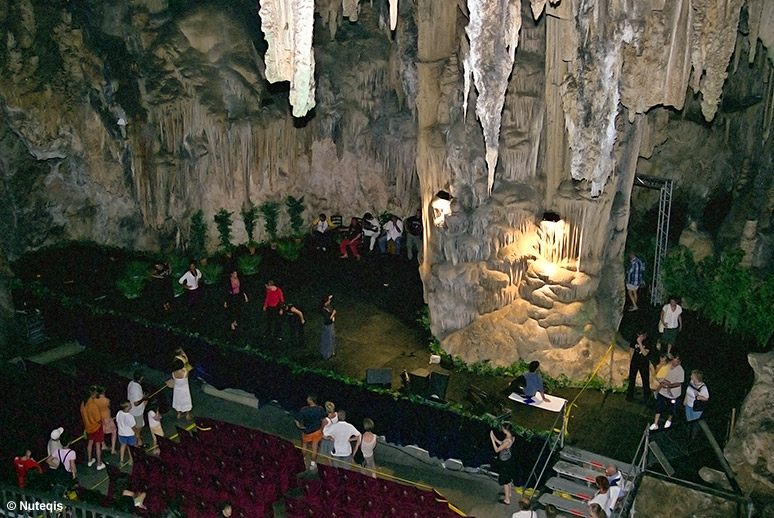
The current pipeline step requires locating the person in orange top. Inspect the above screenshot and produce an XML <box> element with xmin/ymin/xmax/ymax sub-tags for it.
<box><xmin>80</xmin><ymin>386</ymin><xmax>106</xmax><ymax>470</ymax></box>
<box><xmin>95</xmin><ymin>386</ymin><xmax>117</xmax><ymax>455</ymax></box>
<box><xmin>13</xmin><ymin>449</ymin><xmax>41</xmax><ymax>488</ymax></box>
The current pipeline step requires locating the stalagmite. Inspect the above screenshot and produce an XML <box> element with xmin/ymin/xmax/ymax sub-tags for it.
<box><xmin>463</xmin><ymin>0</ymin><xmax>521</xmax><ymax>195</ymax></box>
<box><xmin>258</xmin><ymin>0</ymin><xmax>316</xmax><ymax>117</ymax></box>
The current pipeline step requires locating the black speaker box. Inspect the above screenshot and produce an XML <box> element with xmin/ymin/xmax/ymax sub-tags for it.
<box><xmin>429</xmin><ymin>372</ymin><xmax>450</xmax><ymax>401</ymax></box>
<box><xmin>366</xmin><ymin>368</ymin><xmax>392</xmax><ymax>389</ymax></box>
<box><xmin>408</xmin><ymin>368</ymin><xmax>431</xmax><ymax>397</ymax></box>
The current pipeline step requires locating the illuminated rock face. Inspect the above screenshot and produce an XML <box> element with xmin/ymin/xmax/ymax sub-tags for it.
<box><xmin>0</xmin><ymin>1</ymin><xmax>773</xmax><ymax>384</ymax></box>
<box><xmin>259</xmin><ymin>0</ymin><xmax>316</xmax><ymax>117</ymax></box>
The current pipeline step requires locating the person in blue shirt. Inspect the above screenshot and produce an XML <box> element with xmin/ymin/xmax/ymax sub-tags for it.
<box><xmin>509</xmin><ymin>361</ymin><xmax>550</xmax><ymax>403</ymax></box>
<box><xmin>626</xmin><ymin>252</ymin><xmax>645</xmax><ymax>311</ymax></box>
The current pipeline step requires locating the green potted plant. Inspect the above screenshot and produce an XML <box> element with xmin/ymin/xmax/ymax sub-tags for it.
<box><xmin>213</xmin><ymin>208</ymin><xmax>234</xmax><ymax>252</ymax></box>
<box><xmin>237</xmin><ymin>253</ymin><xmax>263</xmax><ymax>276</ymax></box>
<box><xmin>189</xmin><ymin>210</ymin><xmax>208</xmax><ymax>262</ymax></box>
<box><xmin>276</xmin><ymin>237</ymin><xmax>303</xmax><ymax>262</ymax></box>
<box><xmin>241</xmin><ymin>203</ymin><xmax>259</xmax><ymax>253</ymax></box>
<box><xmin>285</xmin><ymin>195</ymin><xmax>306</xmax><ymax>241</ymax></box>
<box><xmin>259</xmin><ymin>201</ymin><xmax>280</xmax><ymax>247</ymax></box>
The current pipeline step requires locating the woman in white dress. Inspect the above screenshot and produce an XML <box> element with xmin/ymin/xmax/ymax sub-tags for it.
<box><xmin>171</xmin><ymin>359</ymin><xmax>192</xmax><ymax>420</ymax></box>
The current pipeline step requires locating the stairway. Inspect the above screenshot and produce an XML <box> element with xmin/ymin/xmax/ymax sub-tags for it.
<box><xmin>538</xmin><ymin>446</ymin><xmax>633</xmax><ymax>517</ymax></box>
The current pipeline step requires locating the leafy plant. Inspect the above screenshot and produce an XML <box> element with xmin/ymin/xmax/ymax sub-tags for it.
<box><xmin>259</xmin><ymin>201</ymin><xmax>280</xmax><ymax>242</ymax></box>
<box><xmin>237</xmin><ymin>253</ymin><xmax>262</xmax><ymax>276</ymax></box>
<box><xmin>663</xmin><ymin>246</ymin><xmax>774</xmax><ymax>347</ymax></box>
<box><xmin>116</xmin><ymin>276</ymin><xmax>146</xmax><ymax>299</ymax></box>
<box><xmin>241</xmin><ymin>204</ymin><xmax>259</xmax><ymax>244</ymax></box>
<box><xmin>276</xmin><ymin>238</ymin><xmax>303</xmax><ymax>262</ymax></box>
<box><xmin>199</xmin><ymin>262</ymin><xmax>223</xmax><ymax>285</ymax></box>
<box><xmin>285</xmin><ymin>195</ymin><xmax>306</xmax><ymax>236</ymax></box>
<box><xmin>189</xmin><ymin>210</ymin><xmax>208</xmax><ymax>260</ymax></box>
<box><xmin>115</xmin><ymin>261</ymin><xmax>151</xmax><ymax>299</ymax></box>
<box><xmin>213</xmin><ymin>208</ymin><xmax>234</xmax><ymax>251</ymax></box>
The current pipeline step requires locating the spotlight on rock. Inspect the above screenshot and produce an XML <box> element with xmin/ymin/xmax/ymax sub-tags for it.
<box><xmin>431</xmin><ymin>190</ymin><xmax>453</xmax><ymax>227</ymax></box>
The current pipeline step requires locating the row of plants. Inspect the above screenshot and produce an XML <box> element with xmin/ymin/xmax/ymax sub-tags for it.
<box><xmin>662</xmin><ymin>247</ymin><xmax>774</xmax><ymax>347</ymax></box>
<box><xmin>191</xmin><ymin>195</ymin><xmax>306</xmax><ymax>260</ymax></box>
<box><xmin>13</xmin><ymin>280</ymin><xmax>548</xmax><ymax>442</ymax></box>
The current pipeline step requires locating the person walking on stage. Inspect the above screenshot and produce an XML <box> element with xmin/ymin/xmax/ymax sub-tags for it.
<box><xmin>625</xmin><ymin>252</ymin><xmax>645</xmax><ymax>311</ymax></box>
<box><xmin>170</xmin><ymin>359</ymin><xmax>193</xmax><ymax>420</ymax></box>
<box><xmin>320</xmin><ymin>294</ymin><xmax>336</xmax><ymax>360</ymax></box>
<box><xmin>263</xmin><ymin>280</ymin><xmax>284</xmax><ymax>343</ymax></box>
<box><xmin>626</xmin><ymin>331</ymin><xmax>651</xmax><ymax>402</ymax></box>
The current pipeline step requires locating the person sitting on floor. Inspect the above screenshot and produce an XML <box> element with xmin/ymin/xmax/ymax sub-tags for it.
<box><xmin>361</xmin><ymin>212</ymin><xmax>381</xmax><ymax>252</ymax></box>
<box><xmin>378</xmin><ymin>214</ymin><xmax>403</xmax><ymax>255</ymax></box>
<box><xmin>339</xmin><ymin>217</ymin><xmax>363</xmax><ymax>260</ymax></box>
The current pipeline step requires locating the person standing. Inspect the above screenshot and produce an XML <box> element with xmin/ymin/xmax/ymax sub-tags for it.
<box><xmin>361</xmin><ymin>418</ymin><xmax>377</xmax><ymax>477</ymax></box>
<box><xmin>263</xmin><ymin>280</ymin><xmax>284</xmax><ymax>343</ymax></box>
<box><xmin>490</xmin><ymin>422</ymin><xmax>516</xmax><ymax>506</ymax></box>
<box><xmin>322</xmin><ymin>409</ymin><xmax>361</xmax><ymax>470</ymax></box>
<box><xmin>660</xmin><ymin>297</ymin><xmax>683</xmax><ymax>354</ymax></box>
<box><xmin>294</xmin><ymin>394</ymin><xmax>326</xmax><ymax>470</ymax></box>
<box><xmin>684</xmin><ymin>370</ymin><xmax>709</xmax><ymax>438</ymax></box>
<box><xmin>319</xmin><ymin>401</ymin><xmax>338</xmax><ymax>460</ymax></box>
<box><xmin>13</xmin><ymin>449</ymin><xmax>42</xmax><ymax>488</ymax></box>
<box><xmin>95</xmin><ymin>386</ymin><xmax>117</xmax><ymax>455</ymax></box>
<box><xmin>116</xmin><ymin>401</ymin><xmax>136</xmax><ymax>465</ymax></box>
<box><xmin>80</xmin><ymin>386</ymin><xmax>106</xmax><ymax>470</ymax></box>
<box><xmin>650</xmin><ymin>352</ymin><xmax>685</xmax><ymax>431</ymax></box>
<box><xmin>404</xmin><ymin>209</ymin><xmax>423</xmax><ymax>261</ymax></box>
<box><xmin>224</xmin><ymin>270</ymin><xmax>248</xmax><ymax>331</ymax></box>
<box><xmin>127</xmin><ymin>371</ymin><xmax>147</xmax><ymax>447</ymax></box>
<box><xmin>147</xmin><ymin>400</ymin><xmax>164</xmax><ymax>453</ymax></box>
<box><xmin>378</xmin><ymin>214</ymin><xmax>403</xmax><ymax>255</ymax></box>
<box><xmin>171</xmin><ymin>359</ymin><xmax>193</xmax><ymax>420</ymax></box>
<box><xmin>280</xmin><ymin>302</ymin><xmax>305</xmax><ymax>347</ymax></box>
<box><xmin>625</xmin><ymin>252</ymin><xmax>645</xmax><ymax>311</ymax></box>
<box><xmin>320</xmin><ymin>294</ymin><xmax>337</xmax><ymax>360</ymax></box>
<box><xmin>178</xmin><ymin>262</ymin><xmax>202</xmax><ymax>307</ymax></box>
<box><xmin>626</xmin><ymin>331</ymin><xmax>651</xmax><ymax>402</ymax></box>
<box><xmin>150</xmin><ymin>262</ymin><xmax>172</xmax><ymax>312</ymax></box>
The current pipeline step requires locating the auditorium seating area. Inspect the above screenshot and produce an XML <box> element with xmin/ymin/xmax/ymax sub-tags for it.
<box><xmin>285</xmin><ymin>464</ymin><xmax>470</xmax><ymax>518</ymax></box>
<box><xmin>125</xmin><ymin>418</ymin><xmax>305</xmax><ymax>518</ymax></box>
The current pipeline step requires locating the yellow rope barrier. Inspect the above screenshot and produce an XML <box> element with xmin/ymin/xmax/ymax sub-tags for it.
<box><xmin>560</xmin><ymin>341</ymin><xmax>616</xmax><ymax>438</ymax></box>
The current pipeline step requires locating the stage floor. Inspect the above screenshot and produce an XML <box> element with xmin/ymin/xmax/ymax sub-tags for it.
<box><xmin>15</xmin><ymin>243</ymin><xmax>755</xmax><ymax>467</ymax></box>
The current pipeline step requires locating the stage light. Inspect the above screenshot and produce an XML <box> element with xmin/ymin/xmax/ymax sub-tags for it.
<box><xmin>431</xmin><ymin>190</ymin><xmax>453</xmax><ymax>227</ymax></box>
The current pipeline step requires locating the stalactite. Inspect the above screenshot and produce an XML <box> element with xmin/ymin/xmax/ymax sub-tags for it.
<box><xmin>258</xmin><ymin>0</ymin><xmax>316</xmax><ymax>117</ymax></box>
<box><xmin>389</xmin><ymin>0</ymin><xmax>398</xmax><ymax>30</ymax></box>
<box><xmin>463</xmin><ymin>0</ymin><xmax>521</xmax><ymax>195</ymax></box>
<box><xmin>342</xmin><ymin>0</ymin><xmax>360</xmax><ymax>21</ymax></box>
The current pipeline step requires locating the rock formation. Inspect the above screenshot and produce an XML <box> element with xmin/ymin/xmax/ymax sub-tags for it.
<box><xmin>0</xmin><ymin>0</ymin><xmax>773</xmax><ymax>382</ymax></box>
<box><xmin>725</xmin><ymin>351</ymin><xmax>774</xmax><ymax>496</ymax></box>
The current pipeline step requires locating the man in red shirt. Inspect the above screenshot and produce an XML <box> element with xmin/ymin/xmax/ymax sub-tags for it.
<box><xmin>13</xmin><ymin>449</ymin><xmax>42</xmax><ymax>488</ymax></box>
<box><xmin>263</xmin><ymin>280</ymin><xmax>284</xmax><ymax>343</ymax></box>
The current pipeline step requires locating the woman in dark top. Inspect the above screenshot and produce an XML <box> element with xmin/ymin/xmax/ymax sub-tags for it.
<box><xmin>490</xmin><ymin>422</ymin><xmax>516</xmax><ymax>505</ymax></box>
<box><xmin>224</xmin><ymin>270</ymin><xmax>248</xmax><ymax>330</ymax></box>
<box><xmin>320</xmin><ymin>294</ymin><xmax>336</xmax><ymax>360</ymax></box>
<box><xmin>150</xmin><ymin>262</ymin><xmax>172</xmax><ymax>311</ymax></box>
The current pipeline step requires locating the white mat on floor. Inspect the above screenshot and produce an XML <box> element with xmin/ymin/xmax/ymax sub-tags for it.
<box><xmin>509</xmin><ymin>393</ymin><xmax>567</xmax><ymax>412</ymax></box>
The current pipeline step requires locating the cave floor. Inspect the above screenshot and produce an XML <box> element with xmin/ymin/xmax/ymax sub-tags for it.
<box><xmin>15</xmin><ymin>243</ymin><xmax>756</xmax><ymax>484</ymax></box>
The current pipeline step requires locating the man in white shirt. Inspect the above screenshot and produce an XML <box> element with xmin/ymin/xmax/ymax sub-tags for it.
<box><xmin>659</xmin><ymin>297</ymin><xmax>683</xmax><ymax>354</ymax></box>
<box><xmin>179</xmin><ymin>262</ymin><xmax>202</xmax><ymax>306</ymax></box>
<box><xmin>127</xmin><ymin>371</ymin><xmax>147</xmax><ymax>446</ymax></box>
<box><xmin>650</xmin><ymin>353</ymin><xmax>684</xmax><ymax>431</ymax></box>
<box><xmin>378</xmin><ymin>214</ymin><xmax>403</xmax><ymax>255</ymax></box>
<box><xmin>322</xmin><ymin>410</ymin><xmax>361</xmax><ymax>470</ymax></box>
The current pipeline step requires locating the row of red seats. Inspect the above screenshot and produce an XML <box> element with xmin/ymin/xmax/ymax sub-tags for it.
<box><xmin>127</xmin><ymin>422</ymin><xmax>305</xmax><ymax>518</ymax></box>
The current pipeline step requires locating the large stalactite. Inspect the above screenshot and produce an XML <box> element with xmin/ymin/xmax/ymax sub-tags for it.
<box><xmin>258</xmin><ymin>0</ymin><xmax>316</xmax><ymax>117</ymax></box>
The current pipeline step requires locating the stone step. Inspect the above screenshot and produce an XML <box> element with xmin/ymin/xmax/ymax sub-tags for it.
<box><xmin>538</xmin><ymin>492</ymin><xmax>590</xmax><ymax>517</ymax></box>
<box><xmin>560</xmin><ymin>446</ymin><xmax>634</xmax><ymax>476</ymax></box>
